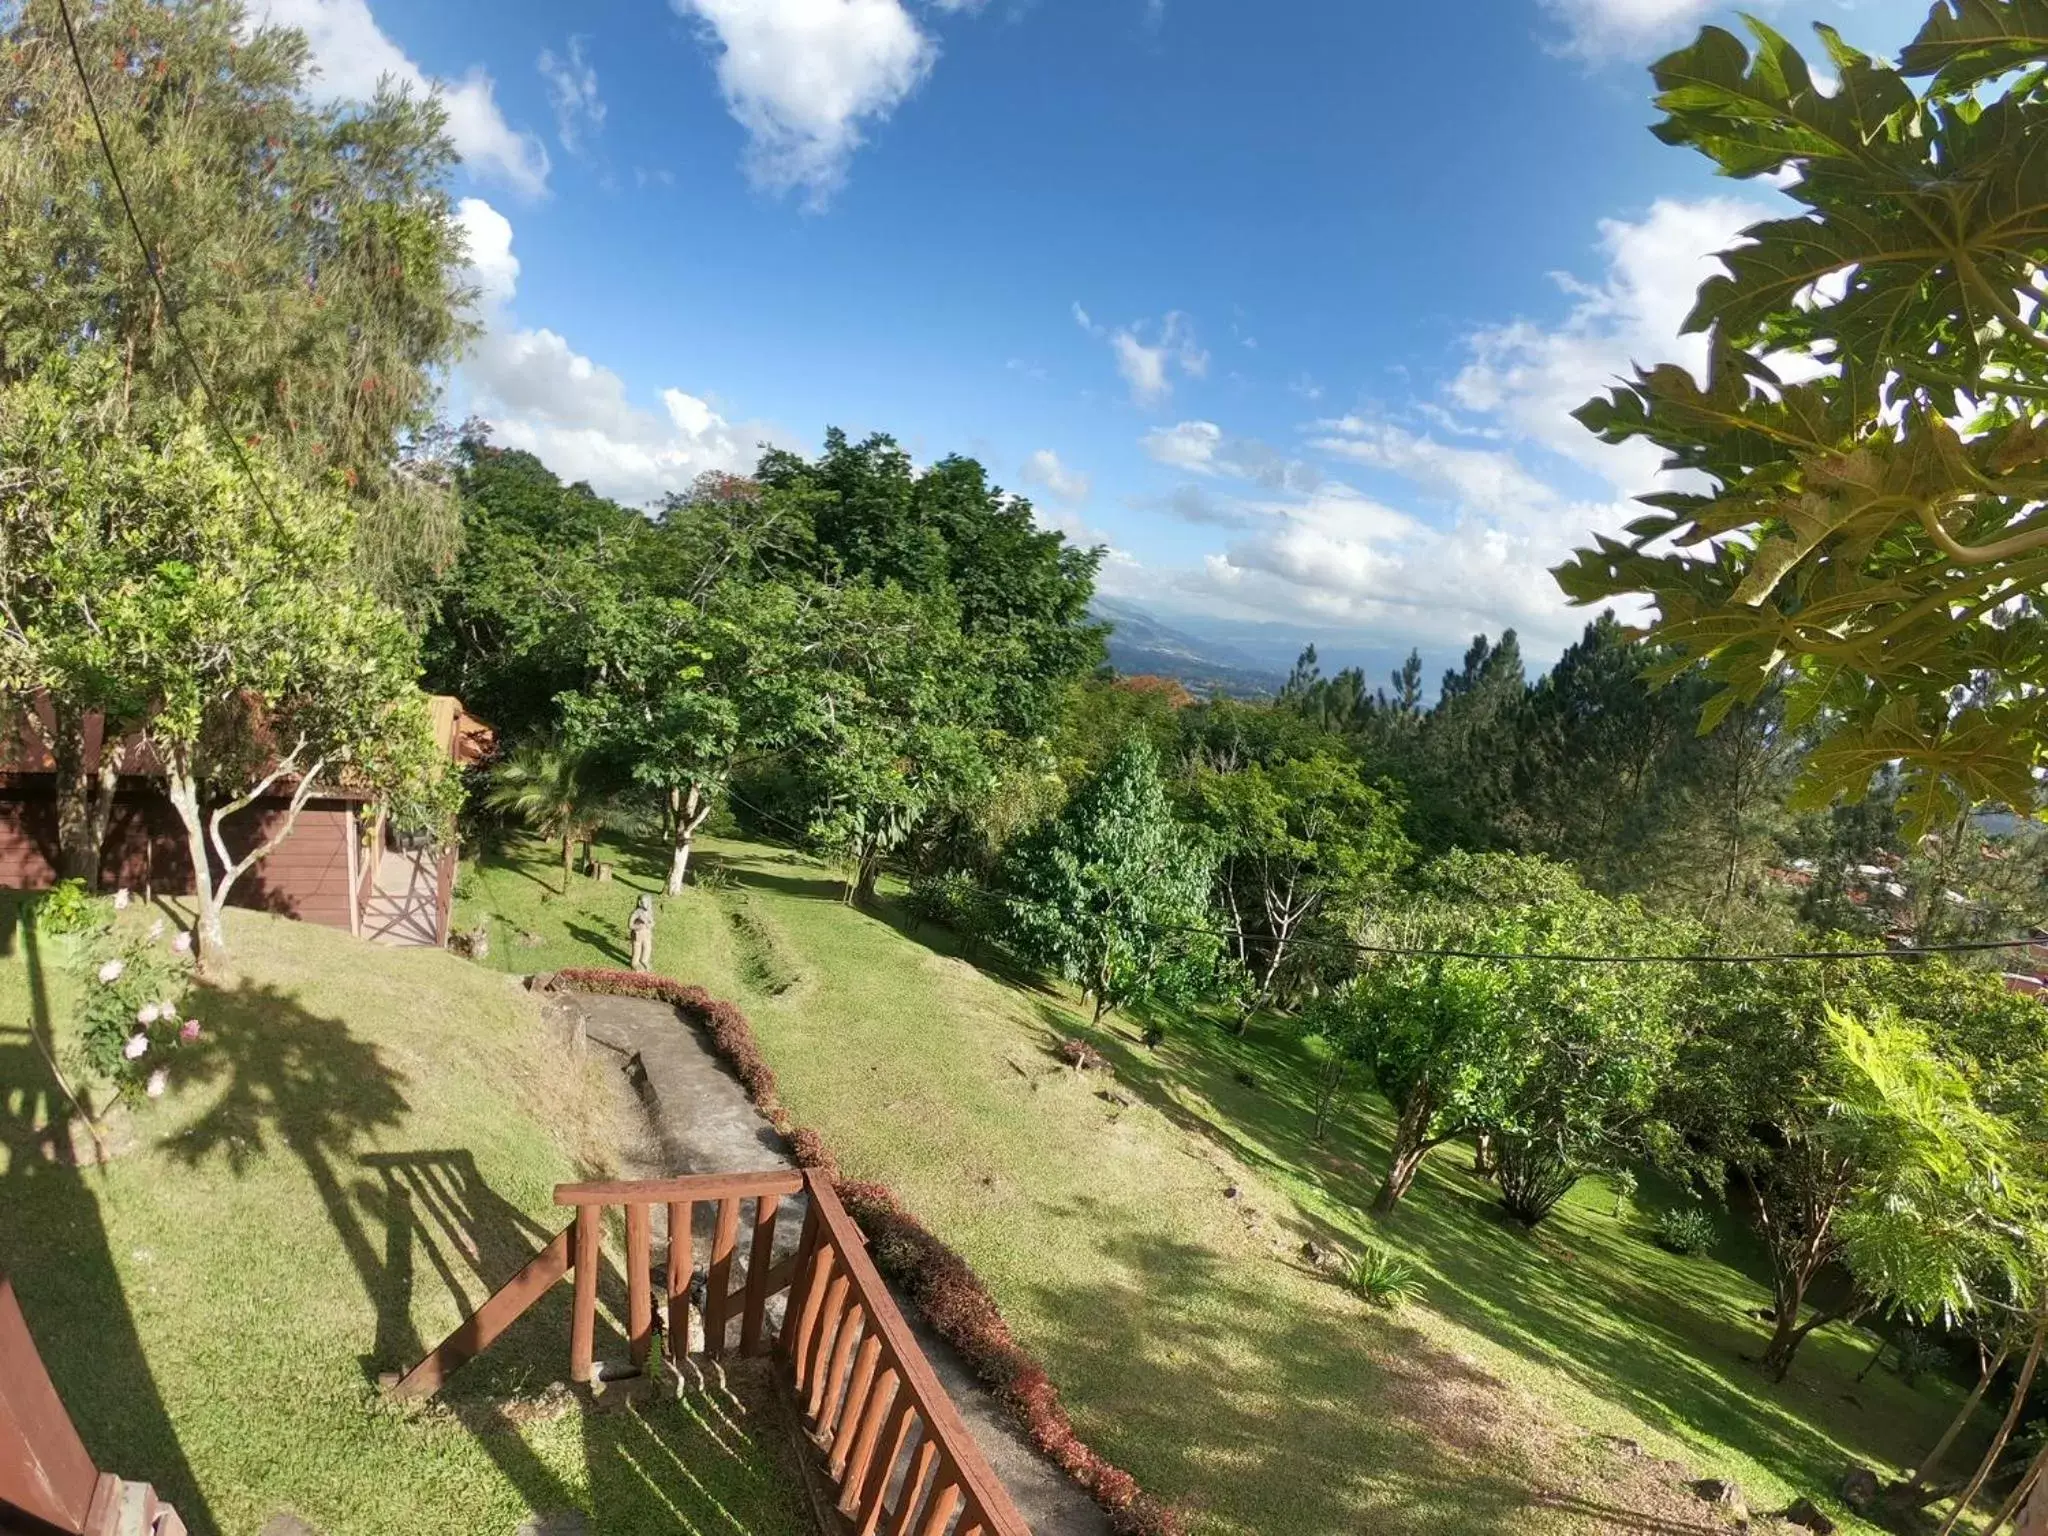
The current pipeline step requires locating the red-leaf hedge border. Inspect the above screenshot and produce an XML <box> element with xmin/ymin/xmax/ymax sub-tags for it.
<box><xmin>541</xmin><ymin>967</ymin><xmax>1188</xmax><ymax>1536</ymax></box>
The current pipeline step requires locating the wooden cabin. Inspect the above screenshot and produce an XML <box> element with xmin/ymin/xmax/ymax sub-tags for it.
<box><xmin>0</xmin><ymin>697</ymin><xmax>490</xmax><ymax>946</ymax></box>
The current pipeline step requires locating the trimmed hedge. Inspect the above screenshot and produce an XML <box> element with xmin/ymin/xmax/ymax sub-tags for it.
<box><xmin>542</xmin><ymin>966</ymin><xmax>1188</xmax><ymax>1536</ymax></box>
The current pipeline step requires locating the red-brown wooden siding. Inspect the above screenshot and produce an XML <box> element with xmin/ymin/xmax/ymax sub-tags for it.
<box><xmin>0</xmin><ymin>781</ymin><xmax>359</xmax><ymax>932</ymax></box>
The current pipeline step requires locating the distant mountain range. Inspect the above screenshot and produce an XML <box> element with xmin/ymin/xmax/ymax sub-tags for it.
<box><xmin>1089</xmin><ymin>596</ymin><xmax>1435</xmax><ymax>701</ymax></box>
<box><xmin>1091</xmin><ymin>596</ymin><xmax>1287</xmax><ymax>696</ymax></box>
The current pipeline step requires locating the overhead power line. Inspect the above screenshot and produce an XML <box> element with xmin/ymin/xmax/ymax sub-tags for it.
<box><xmin>52</xmin><ymin>0</ymin><xmax>285</xmax><ymax>528</ymax></box>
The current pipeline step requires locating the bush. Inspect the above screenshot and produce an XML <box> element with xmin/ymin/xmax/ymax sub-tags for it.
<box><xmin>74</xmin><ymin>914</ymin><xmax>204</xmax><ymax>1097</ymax></box>
<box><xmin>905</xmin><ymin>870</ymin><xmax>1000</xmax><ymax>939</ymax></box>
<box><xmin>29</xmin><ymin>878</ymin><xmax>107</xmax><ymax>938</ymax></box>
<box><xmin>1653</xmin><ymin>1205</ymin><xmax>1717</xmax><ymax>1256</ymax></box>
<box><xmin>1607</xmin><ymin>1167</ymin><xmax>1638</xmax><ymax>1217</ymax></box>
<box><xmin>1895</xmin><ymin>1332</ymin><xmax>1947</xmax><ymax>1387</ymax></box>
<box><xmin>1346</xmin><ymin>1244</ymin><xmax>1422</xmax><ymax>1309</ymax></box>
<box><xmin>1057</xmin><ymin>1038</ymin><xmax>1112</xmax><ymax>1072</ymax></box>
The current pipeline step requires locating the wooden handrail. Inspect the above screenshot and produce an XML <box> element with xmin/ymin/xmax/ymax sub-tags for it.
<box><xmin>786</xmin><ymin>1173</ymin><xmax>1032</xmax><ymax>1536</ymax></box>
<box><xmin>386</xmin><ymin>1168</ymin><xmax>1032</xmax><ymax>1535</ymax></box>
<box><xmin>1</xmin><ymin>1275</ymin><xmax>185</xmax><ymax>1536</ymax></box>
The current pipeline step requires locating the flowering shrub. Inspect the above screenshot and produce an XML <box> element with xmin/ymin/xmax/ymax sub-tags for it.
<box><xmin>545</xmin><ymin>965</ymin><xmax>1189</xmax><ymax>1536</ymax></box>
<box><xmin>76</xmin><ymin>906</ymin><xmax>203</xmax><ymax>1098</ymax></box>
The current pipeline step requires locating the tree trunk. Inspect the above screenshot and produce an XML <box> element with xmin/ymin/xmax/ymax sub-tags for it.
<box><xmin>855</xmin><ymin>841</ymin><xmax>882</xmax><ymax>905</ymax></box>
<box><xmin>1940</xmin><ymin>1314</ymin><xmax>2048</xmax><ymax>1536</ymax></box>
<box><xmin>560</xmin><ymin>826</ymin><xmax>573</xmax><ymax>895</ymax></box>
<box><xmin>1898</xmin><ymin>1344</ymin><xmax>2007</xmax><ymax>1495</ymax></box>
<box><xmin>1759</xmin><ymin>1298</ymin><xmax>1806</xmax><ymax>1382</ymax></box>
<box><xmin>1472</xmin><ymin>1133</ymin><xmax>1497</xmax><ymax>1178</ymax></box>
<box><xmin>1313</xmin><ymin>1057</ymin><xmax>1348</xmax><ymax>1141</ymax></box>
<box><xmin>1374</xmin><ymin>1086</ymin><xmax>1438</xmax><ymax>1215</ymax></box>
<box><xmin>666</xmin><ymin>785</ymin><xmax>709</xmax><ymax>896</ymax></box>
<box><xmin>49</xmin><ymin>701</ymin><xmax>118</xmax><ymax>887</ymax></box>
<box><xmin>164</xmin><ymin>767</ymin><xmax>227</xmax><ymax>977</ymax></box>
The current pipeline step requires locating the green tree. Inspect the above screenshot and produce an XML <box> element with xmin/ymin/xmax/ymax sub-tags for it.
<box><xmin>1</xmin><ymin>0</ymin><xmax>471</xmax><ymax>882</ymax></box>
<box><xmin>755</xmin><ymin>430</ymin><xmax>1107</xmax><ymax>731</ymax></box>
<box><xmin>483</xmin><ymin>736</ymin><xmax>617</xmax><ymax>895</ymax></box>
<box><xmin>0</xmin><ymin>367</ymin><xmax>448</xmax><ymax>973</ymax></box>
<box><xmin>1002</xmin><ymin>739</ymin><xmax>1218</xmax><ymax>1022</ymax></box>
<box><xmin>561</xmin><ymin>582</ymin><xmax>806</xmax><ymax>894</ymax></box>
<box><xmin>1555</xmin><ymin>6</ymin><xmax>2048</xmax><ymax>833</ymax></box>
<box><xmin>1303</xmin><ymin>851</ymin><xmax>1680</xmax><ymax>1217</ymax></box>
<box><xmin>1189</xmin><ymin>752</ymin><xmax>1411</xmax><ymax>1032</ymax></box>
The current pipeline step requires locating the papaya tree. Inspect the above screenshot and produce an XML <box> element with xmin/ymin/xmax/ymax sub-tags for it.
<box><xmin>1554</xmin><ymin>2</ymin><xmax>2048</xmax><ymax>836</ymax></box>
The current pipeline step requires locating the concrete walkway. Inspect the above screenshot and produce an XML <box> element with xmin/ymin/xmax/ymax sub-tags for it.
<box><xmin>567</xmin><ymin>990</ymin><xmax>1112</xmax><ymax>1536</ymax></box>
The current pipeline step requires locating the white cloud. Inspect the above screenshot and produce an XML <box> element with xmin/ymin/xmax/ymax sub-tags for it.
<box><xmin>1307</xmin><ymin>418</ymin><xmax>1559</xmax><ymax>518</ymax></box>
<box><xmin>1095</xmin><ymin>311</ymin><xmax>1207</xmax><ymax>408</ymax></box>
<box><xmin>1141</xmin><ymin>420</ymin><xmax>1221</xmax><ymax>473</ymax></box>
<box><xmin>538</xmin><ymin>36</ymin><xmax>605</xmax><ymax>153</ymax></box>
<box><xmin>1124</xmin><ymin>196</ymin><xmax>1762</xmax><ymax>657</ymax></box>
<box><xmin>251</xmin><ymin>0</ymin><xmax>549</xmax><ymax>197</ymax></box>
<box><xmin>1540</xmin><ymin>0</ymin><xmax>1719</xmax><ymax>60</ymax></box>
<box><xmin>1021</xmin><ymin>449</ymin><xmax>1091</xmax><ymax>503</ymax></box>
<box><xmin>454</xmin><ymin>199</ymin><xmax>777</xmax><ymax>506</ymax></box>
<box><xmin>671</xmin><ymin>0</ymin><xmax>937</xmax><ymax>204</ymax></box>
<box><xmin>1449</xmin><ymin>194</ymin><xmax>1769</xmax><ymax>492</ymax></box>
<box><xmin>455</xmin><ymin>197</ymin><xmax>519</xmax><ymax>308</ymax></box>
<box><xmin>1141</xmin><ymin>420</ymin><xmax>1316</xmax><ymax>490</ymax></box>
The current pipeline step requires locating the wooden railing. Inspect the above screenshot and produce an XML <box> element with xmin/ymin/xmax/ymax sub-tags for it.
<box><xmin>388</xmin><ymin>1169</ymin><xmax>1031</xmax><ymax>1536</ymax></box>
<box><xmin>782</xmin><ymin>1175</ymin><xmax>1030</xmax><ymax>1536</ymax></box>
<box><xmin>1</xmin><ymin>1275</ymin><xmax>186</xmax><ymax>1536</ymax></box>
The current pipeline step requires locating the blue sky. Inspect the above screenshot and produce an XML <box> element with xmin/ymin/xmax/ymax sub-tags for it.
<box><xmin>257</xmin><ymin>0</ymin><xmax>1933</xmax><ymax>675</ymax></box>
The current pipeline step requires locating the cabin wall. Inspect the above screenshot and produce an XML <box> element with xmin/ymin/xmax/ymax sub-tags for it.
<box><xmin>0</xmin><ymin>779</ymin><xmax>361</xmax><ymax>932</ymax></box>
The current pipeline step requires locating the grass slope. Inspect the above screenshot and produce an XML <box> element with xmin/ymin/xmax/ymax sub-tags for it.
<box><xmin>0</xmin><ymin>897</ymin><xmax>811</xmax><ymax>1536</ymax></box>
<box><xmin>458</xmin><ymin>833</ymin><xmax>1985</xmax><ymax>1536</ymax></box>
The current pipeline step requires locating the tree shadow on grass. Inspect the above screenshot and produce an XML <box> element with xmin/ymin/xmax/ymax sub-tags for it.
<box><xmin>0</xmin><ymin>904</ymin><xmax>217</xmax><ymax>1534</ymax></box>
<box><xmin>565</xmin><ymin>920</ymin><xmax>632</xmax><ymax>967</ymax></box>
<box><xmin>1015</xmin><ymin>1212</ymin><xmax>1560</xmax><ymax>1536</ymax></box>
<box><xmin>1054</xmin><ymin>989</ymin><xmax>1961</xmax><ymax>1514</ymax></box>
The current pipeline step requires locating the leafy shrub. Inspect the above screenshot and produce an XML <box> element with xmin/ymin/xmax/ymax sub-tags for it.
<box><xmin>75</xmin><ymin>915</ymin><xmax>204</xmax><ymax>1097</ymax></box>
<box><xmin>1653</xmin><ymin>1205</ymin><xmax>1716</xmax><ymax>1256</ymax></box>
<box><xmin>1346</xmin><ymin>1244</ymin><xmax>1422</xmax><ymax>1309</ymax></box>
<box><xmin>29</xmin><ymin>879</ymin><xmax>107</xmax><ymax>938</ymax></box>
<box><xmin>1895</xmin><ymin>1332</ymin><xmax>1947</xmax><ymax>1387</ymax></box>
<box><xmin>906</xmin><ymin>870</ymin><xmax>999</xmax><ymax>938</ymax></box>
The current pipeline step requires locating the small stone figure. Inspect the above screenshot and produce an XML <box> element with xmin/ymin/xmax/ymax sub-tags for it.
<box><xmin>628</xmin><ymin>895</ymin><xmax>655</xmax><ymax>971</ymax></box>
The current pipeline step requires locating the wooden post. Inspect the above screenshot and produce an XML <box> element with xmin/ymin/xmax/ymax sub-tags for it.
<box><xmin>830</xmin><ymin>1337</ymin><xmax>885</xmax><ymax>1477</ymax></box>
<box><xmin>666</xmin><ymin>1200</ymin><xmax>694</xmax><ymax>1363</ymax></box>
<box><xmin>806</xmin><ymin>1274</ymin><xmax>852</xmax><ymax>1424</ymax></box>
<box><xmin>570</xmin><ymin>1205</ymin><xmax>600</xmax><ymax>1383</ymax></box>
<box><xmin>856</xmin><ymin>1405</ymin><xmax>918</xmax><ymax>1536</ymax></box>
<box><xmin>625</xmin><ymin>1203</ymin><xmax>652</xmax><ymax>1367</ymax></box>
<box><xmin>837</xmin><ymin>1366</ymin><xmax>899</xmax><ymax>1512</ymax></box>
<box><xmin>818</xmin><ymin>1304</ymin><xmax>866</xmax><ymax>1438</ymax></box>
<box><xmin>741</xmin><ymin>1194</ymin><xmax>781</xmax><ymax>1356</ymax></box>
<box><xmin>704</xmin><ymin>1197</ymin><xmax>741</xmax><ymax>1359</ymax></box>
<box><xmin>791</xmin><ymin>1244</ymin><xmax>836</xmax><ymax>1394</ymax></box>
<box><xmin>889</xmin><ymin>1435</ymin><xmax>939</xmax><ymax>1536</ymax></box>
<box><xmin>387</xmin><ymin>1227</ymin><xmax>575</xmax><ymax>1400</ymax></box>
<box><xmin>780</xmin><ymin>1202</ymin><xmax>823</xmax><ymax>1364</ymax></box>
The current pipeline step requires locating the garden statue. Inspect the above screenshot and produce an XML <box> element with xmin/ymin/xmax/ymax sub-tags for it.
<box><xmin>628</xmin><ymin>894</ymin><xmax>655</xmax><ymax>971</ymax></box>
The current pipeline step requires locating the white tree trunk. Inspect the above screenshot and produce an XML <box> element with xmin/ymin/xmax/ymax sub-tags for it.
<box><xmin>665</xmin><ymin>784</ymin><xmax>711</xmax><ymax>897</ymax></box>
<box><xmin>164</xmin><ymin>766</ymin><xmax>226</xmax><ymax>975</ymax></box>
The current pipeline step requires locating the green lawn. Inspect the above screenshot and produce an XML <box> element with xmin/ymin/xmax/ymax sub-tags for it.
<box><xmin>0</xmin><ymin>896</ymin><xmax>812</xmax><ymax>1536</ymax></box>
<box><xmin>457</xmin><ymin>831</ymin><xmax>1991</xmax><ymax>1536</ymax></box>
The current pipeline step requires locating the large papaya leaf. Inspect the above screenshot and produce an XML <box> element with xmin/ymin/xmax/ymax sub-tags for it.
<box><xmin>1902</xmin><ymin>0</ymin><xmax>2048</xmax><ymax>93</ymax></box>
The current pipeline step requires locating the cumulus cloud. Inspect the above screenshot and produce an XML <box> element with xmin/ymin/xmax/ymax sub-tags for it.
<box><xmin>1126</xmin><ymin>196</ymin><xmax>1763</xmax><ymax>657</ymax></box>
<box><xmin>1449</xmin><ymin>195</ymin><xmax>1768</xmax><ymax>491</ymax></box>
<box><xmin>670</xmin><ymin>0</ymin><xmax>938</xmax><ymax>204</ymax></box>
<box><xmin>454</xmin><ymin>199</ymin><xmax>777</xmax><ymax>507</ymax></box>
<box><xmin>1110</xmin><ymin>311</ymin><xmax>1207</xmax><ymax>407</ymax></box>
<box><xmin>538</xmin><ymin>36</ymin><xmax>605</xmax><ymax>153</ymax></box>
<box><xmin>1539</xmin><ymin>0</ymin><xmax>1720</xmax><ymax>61</ymax></box>
<box><xmin>252</xmin><ymin>0</ymin><xmax>549</xmax><ymax>196</ymax></box>
<box><xmin>1141</xmin><ymin>420</ymin><xmax>1317</xmax><ymax>491</ymax></box>
<box><xmin>1021</xmin><ymin>449</ymin><xmax>1091</xmax><ymax>503</ymax></box>
<box><xmin>1308</xmin><ymin>417</ymin><xmax>1559</xmax><ymax>518</ymax></box>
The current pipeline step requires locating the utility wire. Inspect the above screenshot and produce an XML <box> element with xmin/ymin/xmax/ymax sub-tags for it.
<box><xmin>52</xmin><ymin>0</ymin><xmax>285</xmax><ymax>528</ymax></box>
<box><xmin>719</xmin><ymin>784</ymin><xmax>2048</xmax><ymax>967</ymax></box>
